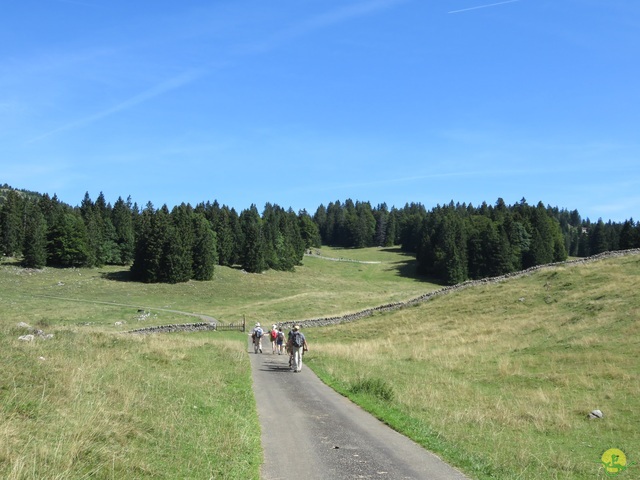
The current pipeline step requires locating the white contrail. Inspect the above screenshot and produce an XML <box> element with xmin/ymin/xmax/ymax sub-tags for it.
<box><xmin>29</xmin><ymin>69</ymin><xmax>203</xmax><ymax>143</ymax></box>
<box><xmin>449</xmin><ymin>0</ymin><xmax>520</xmax><ymax>14</ymax></box>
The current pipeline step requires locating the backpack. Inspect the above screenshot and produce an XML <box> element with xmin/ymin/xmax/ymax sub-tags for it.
<box><xmin>270</xmin><ymin>329</ymin><xmax>278</xmax><ymax>340</ymax></box>
<box><xmin>292</xmin><ymin>331</ymin><xmax>304</xmax><ymax>348</ymax></box>
<box><xmin>254</xmin><ymin>327</ymin><xmax>263</xmax><ymax>338</ymax></box>
<box><xmin>277</xmin><ymin>331</ymin><xmax>285</xmax><ymax>341</ymax></box>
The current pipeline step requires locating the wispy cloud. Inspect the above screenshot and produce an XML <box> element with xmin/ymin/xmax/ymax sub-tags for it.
<box><xmin>27</xmin><ymin>1</ymin><xmax>408</xmax><ymax>142</ymax></box>
<box><xmin>29</xmin><ymin>69</ymin><xmax>203</xmax><ymax>143</ymax></box>
<box><xmin>449</xmin><ymin>0</ymin><xmax>520</xmax><ymax>14</ymax></box>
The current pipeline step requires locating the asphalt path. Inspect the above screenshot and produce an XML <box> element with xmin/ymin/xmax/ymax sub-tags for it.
<box><xmin>248</xmin><ymin>336</ymin><xmax>470</xmax><ymax>480</ymax></box>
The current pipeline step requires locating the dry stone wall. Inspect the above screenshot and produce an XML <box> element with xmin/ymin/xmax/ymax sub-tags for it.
<box><xmin>126</xmin><ymin>249</ymin><xmax>640</xmax><ymax>335</ymax></box>
<box><xmin>126</xmin><ymin>322</ymin><xmax>217</xmax><ymax>335</ymax></box>
<box><xmin>278</xmin><ymin>248</ymin><xmax>640</xmax><ymax>331</ymax></box>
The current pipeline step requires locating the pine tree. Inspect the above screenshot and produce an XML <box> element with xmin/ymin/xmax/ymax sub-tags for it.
<box><xmin>522</xmin><ymin>203</ymin><xmax>555</xmax><ymax>267</ymax></box>
<box><xmin>492</xmin><ymin>225</ymin><xmax>514</xmax><ymax>276</ymax></box>
<box><xmin>373</xmin><ymin>203</ymin><xmax>389</xmax><ymax>247</ymax></box>
<box><xmin>214</xmin><ymin>206</ymin><xmax>237</xmax><ymax>266</ymax></box>
<box><xmin>504</xmin><ymin>217</ymin><xmax>529</xmax><ymax>271</ymax></box>
<box><xmin>168</xmin><ymin>204</ymin><xmax>195</xmax><ymax>282</ymax></box>
<box><xmin>261</xmin><ymin>203</ymin><xmax>279</xmax><ymax>269</ymax></box>
<box><xmin>161</xmin><ymin>221</ymin><xmax>190</xmax><ymax>283</ymax></box>
<box><xmin>298</xmin><ymin>209</ymin><xmax>321</xmax><ymax>249</ymax></box>
<box><xmin>37</xmin><ymin>194</ymin><xmax>58</xmax><ymax>227</ymax></box>
<box><xmin>323</xmin><ymin>201</ymin><xmax>344</xmax><ymax>246</ymax></box>
<box><xmin>0</xmin><ymin>190</ymin><xmax>25</xmax><ymax>257</ymax></box>
<box><xmin>112</xmin><ymin>196</ymin><xmax>135</xmax><ymax>265</ymax></box>
<box><xmin>619</xmin><ymin>219</ymin><xmax>640</xmax><ymax>249</ymax></box>
<box><xmin>22</xmin><ymin>201</ymin><xmax>48</xmax><ymax>268</ymax></box>
<box><xmin>47</xmin><ymin>212</ymin><xmax>91</xmax><ymax>267</ymax></box>
<box><xmin>95</xmin><ymin>193</ymin><xmax>120</xmax><ymax>265</ymax></box>
<box><xmin>351</xmin><ymin>201</ymin><xmax>376</xmax><ymax>248</ymax></box>
<box><xmin>588</xmin><ymin>219</ymin><xmax>609</xmax><ymax>255</ymax></box>
<box><xmin>441</xmin><ymin>211</ymin><xmax>467</xmax><ymax>285</ymax></box>
<box><xmin>131</xmin><ymin>203</ymin><xmax>164</xmax><ymax>282</ymax></box>
<box><xmin>418</xmin><ymin>207</ymin><xmax>467</xmax><ymax>284</ymax></box>
<box><xmin>240</xmin><ymin>205</ymin><xmax>266</xmax><ymax>273</ymax></box>
<box><xmin>278</xmin><ymin>208</ymin><xmax>305</xmax><ymax>270</ymax></box>
<box><xmin>384</xmin><ymin>209</ymin><xmax>397</xmax><ymax>247</ymax></box>
<box><xmin>312</xmin><ymin>204</ymin><xmax>327</xmax><ymax>244</ymax></box>
<box><xmin>191</xmin><ymin>213</ymin><xmax>217</xmax><ymax>281</ymax></box>
<box><xmin>229</xmin><ymin>208</ymin><xmax>243</xmax><ymax>265</ymax></box>
<box><xmin>466</xmin><ymin>216</ymin><xmax>491</xmax><ymax>279</ymax></box>
<box><xmin>397</xmin><ymin>203</ymin><xmax>427</xmax><ymax>252</ymax></box>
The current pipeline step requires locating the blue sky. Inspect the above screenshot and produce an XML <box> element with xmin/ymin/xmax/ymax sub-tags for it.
<box><xmin>2</xmin><ymin>0</ymin><xmax>639</xmax><ymax>222</ymax></box>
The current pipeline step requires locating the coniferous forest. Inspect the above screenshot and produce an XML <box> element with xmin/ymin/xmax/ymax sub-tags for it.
<box><xmin>1</xmin><ymin>184</ymin><xmax>639</xmax><ymax>285</ymax></box>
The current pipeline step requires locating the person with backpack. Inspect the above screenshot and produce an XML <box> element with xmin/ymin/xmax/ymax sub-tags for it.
<box><xmin>269</xmin><ymin>324</ymin><xmax>278</xmax><ymax>354</ymax></box>
<box><xmin>251</xmin><ymin>323</ymin><xmax>264</xmax><ymax>354</ymax></box>
<box><xmin>286</xmin><ymin>327</ymin><xmax>294</xmax><ymax>367</ymax></box>
<box><xmin>289</xmin><ymin>325</ymin><xmax>308</xmax><ymax>372</ymax></box>
<box><xmin>276</xmin><ymin>327</ymin><xmax>285</xmax><ymax>355</ymax></box>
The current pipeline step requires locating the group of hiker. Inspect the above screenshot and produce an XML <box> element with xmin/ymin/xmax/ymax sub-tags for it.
<box><xmin>251</xmin><ymin>323</ymin><xmax>308</xmax><ymax>372</ymax></box>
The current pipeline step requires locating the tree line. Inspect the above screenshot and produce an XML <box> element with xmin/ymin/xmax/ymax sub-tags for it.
<box><xmin>1</xmin><ymin>184</ymin><xmax>639</xmax><ymax>284</ymax></box>
<box><xmin>311</xmin><ymin>198</ymin><xmax>640</xmax><ymax>284</ymax></box>
<box><xmin>0</xmin><ymin>187</ymin><xmax>321</xmax><ymax>283</ymax></box>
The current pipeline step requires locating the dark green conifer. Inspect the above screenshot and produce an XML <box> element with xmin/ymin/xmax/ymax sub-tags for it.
<box><xmin>22</xmin><ymin>202</ymin><xmax>48</xmax><ymax>268</ymax></box>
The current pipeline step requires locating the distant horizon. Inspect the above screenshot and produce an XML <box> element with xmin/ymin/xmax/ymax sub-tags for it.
<box><xmin>3</xmin><ymin>1</ymin><xmax>638</xmax><ymax>224</ymax></box>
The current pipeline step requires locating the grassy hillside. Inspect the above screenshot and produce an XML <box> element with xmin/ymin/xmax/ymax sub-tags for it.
<box><xmin>308</xmin><ymin>253</ymin><xmax>640</xmax><ymax>479</ymax></box>
<box><xmin>1</xmin><ymin>248</ymin><xmax>638</xmax><ymax>479</ymax></box>
<box><xmin>0</xmin><ymin>246</ymin><xmax>430</xmax><ymax>331</ymax></box>
<box><xmin>0</xmin><ymin>247</ymin><xmax>432</xmax><ymax>479</ymax></box>
<box><xmin>1</xmin><ymin>331</ymin><xmax>259</xmax><ymax>479</ymax></box>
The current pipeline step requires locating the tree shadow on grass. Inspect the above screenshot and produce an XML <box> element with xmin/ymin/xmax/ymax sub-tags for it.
<box><xmin>100</xmin><ymin>270</ymin><xmax>133</xmax><ymax>282</ymax></box>
<box><xmin>378</xmin><ymin>247</ymin><xmax>446</xmax><ymax>286</ymax></box>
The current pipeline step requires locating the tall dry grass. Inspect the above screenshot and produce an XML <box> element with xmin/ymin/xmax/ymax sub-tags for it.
<box><xmin>1</xmin><ymin>329</ymin><xmax>260</xmax><ymax>479</ymax></box>
<box><xmin>308</xmin><ymin>255</ymin><xmax>640</xmax><ymax>479</ymax></box>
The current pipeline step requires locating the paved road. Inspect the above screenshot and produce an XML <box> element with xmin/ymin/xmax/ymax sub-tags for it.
<box><xmin>248</xmin><ymin>337</ymin><xmax>470</xmax><ymax>480</ymax></box>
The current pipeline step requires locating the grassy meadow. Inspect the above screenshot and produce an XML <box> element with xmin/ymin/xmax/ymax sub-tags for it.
<box><xmin>1</xmin><ymin>247</ymin><xmax>427</xmax><ymax>331</ymax></box>
<box><xmin>0</xmin><ymin>247</ymin><xmax>428</xmax><ymax>479</ymax></box>
<box><xmin>2</xmin><ymin>247</ymin><xmax>639</xmax><ymax>479</ymax></box>
<box><xmin>308</xmin><ymin>253</ymin><xmax>640</xmax><ymax>479</ymax></box>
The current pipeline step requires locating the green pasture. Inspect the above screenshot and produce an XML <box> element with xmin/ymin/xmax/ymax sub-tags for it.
<box><xmin>308</xmin><ymin>253</ymin><xmax>640</xmax><ymax>479</ymax></box>
<box><xmin>2</xmin><ymin>247</ymin><xmax>639</xmax><ymax>479</ymax></box>
<box><xmin>0</xmin><ymin>246</ymin><xmax>429</xmax><ymax>331</ymax></box>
